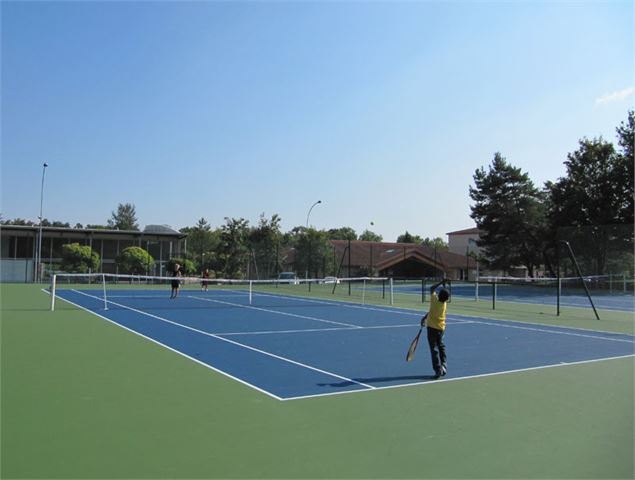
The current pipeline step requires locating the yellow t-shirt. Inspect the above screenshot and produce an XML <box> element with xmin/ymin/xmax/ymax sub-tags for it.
<box><xmin>427</xmin><ymin>291</ymin><xmax>447</xmax><ymax>331</ymax></box>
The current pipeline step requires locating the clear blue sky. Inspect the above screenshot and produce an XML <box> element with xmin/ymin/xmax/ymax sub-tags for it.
<box><xmin>2</xmin><ymin>1</ymin><xmax>633</xmax><ymax>242</ymax></box>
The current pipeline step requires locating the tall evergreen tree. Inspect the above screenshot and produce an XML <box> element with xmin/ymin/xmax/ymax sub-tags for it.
<box><xmin>469</xmin><ymin>153</ymin><xmax>547</xmax><ymax>276</ymax></box>
<box><xmin>108</xmin><ymin>203</ymin><xmax>139</xmax><ymax>231</ymax></box>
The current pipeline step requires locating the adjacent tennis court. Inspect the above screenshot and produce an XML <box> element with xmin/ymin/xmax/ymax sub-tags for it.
<box><xmin>51</xmin><ymin>282</ymin><xmax>634</xmax><ymax>400</ymax></box>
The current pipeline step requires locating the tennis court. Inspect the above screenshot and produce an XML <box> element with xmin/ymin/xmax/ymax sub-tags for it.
<box><xmin>3</xmin><ymin>281</ymin><xmax>634</xmax><ymax>479</ymax></box>
<box><xmin>52</xmin><ymin>283</ymin><xmax>634</xmax><ymax>401</ymax></box>
<box><xmin>391</xmin><ymin>279</ymin><xmax>635</xmax><ymax>312</ymax></box>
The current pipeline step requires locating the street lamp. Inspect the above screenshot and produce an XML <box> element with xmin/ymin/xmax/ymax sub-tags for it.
<box><xmin>306</xmin><ymin>200</ymin><xmax>322</xmax><ymax>228</ymax></box>
<box><xmin>36</xmin><ymin>162</ymin><xmax>48</xmax><ymax>283</ymax></box>
<box><xmin>305</xmin><ymin>200</ymin><xmax>322</xmax><ymax>279</ymax></box>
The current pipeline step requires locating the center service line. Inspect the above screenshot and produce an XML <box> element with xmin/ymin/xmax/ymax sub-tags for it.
<box><xmin>71</xmin><ymin>290</ymin><xmax>376</xmax><ymax>390</ymax></box>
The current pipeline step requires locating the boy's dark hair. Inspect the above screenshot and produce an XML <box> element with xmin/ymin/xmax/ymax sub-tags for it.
<box><xmin>438</xmin><ymin>289</ymin><xmax>449</xmax><ymax>302</ymax></box>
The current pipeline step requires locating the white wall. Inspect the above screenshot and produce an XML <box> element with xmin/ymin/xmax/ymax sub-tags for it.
<box><xmin>1</xmin><ymin>259</ymin><xmax>34</xmax><ymax>282</ymax></box>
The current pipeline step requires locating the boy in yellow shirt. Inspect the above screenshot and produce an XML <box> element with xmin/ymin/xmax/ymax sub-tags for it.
<box><xmin>426</xmin><ymin>279</ymin><xmax>450</xmax><ymax>379</ymax></box>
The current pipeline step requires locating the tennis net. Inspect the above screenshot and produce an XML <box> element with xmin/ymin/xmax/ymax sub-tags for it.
<box><xmin>49</xmin><ymin>273</ymin><xmax>394</xmax><ymax>311</ymax></box>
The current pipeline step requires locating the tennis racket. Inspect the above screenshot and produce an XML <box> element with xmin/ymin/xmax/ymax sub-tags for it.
<box><xmin>406</xmin><ymin>313</ymin><xmax>428</xmax><ymax>362</ymax></box>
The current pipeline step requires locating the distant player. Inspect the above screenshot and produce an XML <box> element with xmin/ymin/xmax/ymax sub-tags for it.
<box><xmin>425</xmin><ymin>279</ymin><xmax>450</xmax><ymax>378</ymax></box>
<box><xmin>201</xmin><ymin>268</ymin><xmax>210</xmax><ymax>291</ymax></box>
<box><xmin>170</xmin><ymin>263</ymin><xmax>182</xmax><ymax>299</ymax></box>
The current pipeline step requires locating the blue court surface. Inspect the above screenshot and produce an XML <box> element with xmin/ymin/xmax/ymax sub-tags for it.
<box><xmin>392</xmin><ymin>282</ymin><xmax>635</xmax><ymax>312</ymax></box>
<box><xmin>53</xmin><ymin>287</ymin><xmax>635</xmax><ymax>401</ymax></box>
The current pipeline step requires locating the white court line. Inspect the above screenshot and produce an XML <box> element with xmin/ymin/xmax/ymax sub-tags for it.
<box><xmin>194</xmin><ymin>291</ymin><xmax>634</xmax><ymax>343</ymax></box>
<box><xmin>69</xmin><ymin>289</ymin><xmax>376</xmax><ymax>392</ymax></box>
<box><xmin>219</xmin><ymin>323</ymin><xmax>421</xmax><ymax>336</ymax></box>
<box><xmin>455</xmin><ymin>319</ymin><xmax>635</xmax><ymax>343</ymax></box>
<box><xmin>282</xmin><ymin>353</ymin><xmax>635</xmax><ymax>401</ymax></box>
<box><xmin>187</xmin><ymin>295</ymin><xmax>363</xmax><ymax>329</ymax></box>
<box><xmin>47</xmin><ymin>288</ymin><xmax>634</xmax><ymax>401</ymax></box>
<box><xmin>44</xmin><ymin>290</ymin><xmax>283</xmax><ymax>401</ymax></box>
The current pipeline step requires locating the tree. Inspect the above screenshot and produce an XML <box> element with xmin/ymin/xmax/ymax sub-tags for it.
<box><xmin>615</xmin><ymin>110</ymin><xmax>634</xmax><ymax>225</ymax></box>
<box><xmin>326</xmin><ymin>227</ymin><xmax>357</xmax><ymax>240</ymax></box>
<box><xmin>166</xmin><ymin>257</ymin><xmax>196</xmax><ymax>276</ymax></box>
<box><xmin>421</xmin><ymin>237</ymin><xmax>448</xmax><ymax>251</ymax></box>
<box><xmin>42</xmin><ymin>219</ymin><xmax>70</xmax><ymax>227</ymax></box>
<box><xmin>218</xmin><ymin>217</ymin><xmax>251</xmax><ymax>278</ymax></box>
<box><xmin>60</xmin><ymin>243</ymin><xmax>100</xmax><ymax>273</ymax></box>
<box><xmin>116</xmin><ymin>246</ymin><xmax>154</xmax><ymax>275</ymax></box>
<box><xmin>181</xmin><ymin>218</ymin><xmax>219</xmax><ymax>272</ymax></box>
<box><xmin>359</xmin><ymin>230</ymin><xmax>383</xmax><ymax>242</ymax></box>
<box><xmin>289</xmin><ymin>227</ymin><xmax>333</xmax><ymax>278</ymax></box>
<box><xmin>546</xmin><ymin>135</ymin><xmax>633</xmax><ymax>274</ymax></box>
<box><xmin>1</xmin><ymin>218</ymin><xmax>35</xmax><ymax>226</ymax></box>
<box><xmin>248</xmin><ymin>213</ymin><xmax>283</xmax><ymax>279</ymax></box>
<box><xmin>397</xmin><ymin>231</ymin><xmax>423</xmax><ymax>244</ymax></box>
<box><xmin>108</xmin><ymin>203</ymin><xmax>139</xmax><ymax>231</ymax></box>
<box><xmin>470</xmin><ymin>153</ymin><xmax>548</xmax><ymax>276</ymax></box>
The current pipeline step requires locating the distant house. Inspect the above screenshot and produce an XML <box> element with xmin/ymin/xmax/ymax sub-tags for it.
<box><xmin>446</xmin><ymin>226</ymin><xmax>528</xmax><ymax>278</ymax></box>
<box><xmin>0</xmin><ymin>224</ymin><xmax>186</xmax><ymax>282</ymax></box>
<box><xmin>446</xmin><ymin>227</ymin><xmax>481</xmax><ymax>256</ymax></box>
<box><xmin>284</xmin><ymin>240</ymin><xmax>476</xmax><ymax>281</ymax></box>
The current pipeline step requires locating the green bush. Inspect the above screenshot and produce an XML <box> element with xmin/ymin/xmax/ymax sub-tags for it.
<box><xmin>166</xmin><ymin>257</ymin><xmax>195</xmax><ymax>276</ymax></box>
<box><xmin>116</xmin><ymin>246</ymin><xmax>154</xmax><ymax>275</ymax></box>
<box><xmin>61</xmin><ymin>243</ymin><xmax>100</xmax><ymax>273</ymax></box>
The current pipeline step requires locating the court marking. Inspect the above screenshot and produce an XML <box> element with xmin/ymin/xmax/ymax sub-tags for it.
<box><xmin>48</xmin><ymin>287</ymin><xmax>635</xmax><ymax>401</ymax></box>
<box><xmin>45</xmin><ymin>289</ymin><xmax>284</xmax><ymax>401</ymax></box>
<box><xmin>187</xmin><ymin>295</ymin><xmax>363</xmax><ymax>329</ymax></box>
<box><xmin>70</xmin><ymin>289</ymin><xmax>377</xmax><ymax>391</ymax></box>
<box><xmin>281</xmin><ymin>353</ymin><xmax>635</xmax><ymax>401</ymax></box>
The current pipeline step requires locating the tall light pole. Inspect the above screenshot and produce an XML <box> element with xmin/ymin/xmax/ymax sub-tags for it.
<box><xmin>306</xmin><ymin>200</ymin><xmax>322</xmax><ymax>228</ymax></box>
<box><xmin>36</xmin><ymin>162</ymin><xmax>48</xmax><ymax>283</ymax></box>
<box><xmin>305</xmin><ymin>200</ymin><xmax>322</xmax><ymax>279</ymax></box>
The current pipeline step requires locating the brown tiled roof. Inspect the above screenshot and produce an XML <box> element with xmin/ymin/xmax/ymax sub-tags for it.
<box><xmin>330</xmin><ymin>240</ymin><xmax>474</xmax><ymax>270</ymax></box>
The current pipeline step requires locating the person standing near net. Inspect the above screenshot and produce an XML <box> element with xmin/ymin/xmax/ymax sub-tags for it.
<box><xmin>426</xmin><ymin>278</ymin><xmax>450</xmax><ymax>379</ymax></box>
<box><xmin>201</xmin><ymin>268</ymin><xmax>210</xmax><ymax>291</ymax></box>
<box><xmin>170</xmin><ymin>263</ymin><xmax>182</xmax><ymax>299</ymax></box>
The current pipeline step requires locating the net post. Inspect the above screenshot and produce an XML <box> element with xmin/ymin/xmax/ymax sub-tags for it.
<box><xmin>557</xmin><ymin>276</ymin><xmax>561</xmax><ymax>316</ymax></box>
<box><xmin>102</xmin><ymin>274</ymin><xmax>108</xmax><ymax>310</ymax></box>
<box><xmin>382</xmin><ymin>279</ymin><xmax>385</xmax><ymax>299</ymax></box>
<box><xmin>609</xmin><ymin>273</ymin><xmax>613</xmax><ymax>295</ymax></box>
<box><xmin>249</xmin><ymin>280</ymin><xmax>253</xmax><ymax>305</ymax></box>
<box><xmin>475</xmin><ymin>277</ymin><xmax>479</xmax><ymax>301</ymax></box>
<box><xmin>362</xmin><ymin>279</ymin><xmax>366</xmax><ymax>305</ymax></box>
<box><xmin>421</xmin><ymin>279</ymin><xmax>424</xmax><ymax>303</ymax></box>
<box><xmin>389</xmin><ymin>277</ymin><xmax>394</xmax><ymax>305</ymax></box>
<box><xmin>50</xmin><ymin>274</ymin><xmax>57</xmax><ymax>311</ymax></box>
<box><xmin>624</xmin><ymin>272</ymin><xmax>627</xmax><ymax>293</ymax></box>
<box><xmin>492</xmin><ymin>280</ymin><xmax>496</xmax><ymax>310</ymax></box>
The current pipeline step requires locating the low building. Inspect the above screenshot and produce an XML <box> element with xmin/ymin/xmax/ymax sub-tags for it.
<box><xmin>0</xmin><ymin>224</ymin><xmax>186</xmax><ymax>282</ymax></box>
<box><xmin>330</xmin><ymin>240</ymin><xmax>476</xmax><ymax>280</ymax></box>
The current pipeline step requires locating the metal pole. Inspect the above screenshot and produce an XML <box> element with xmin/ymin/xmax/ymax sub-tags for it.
<box><xmin>556</xmin><ymin>242</ymin><xmax>561</xmax><ymax>316</ymax></box>
<box><xmin>560</xmin><ymin>240</ymin><xmax>600</xmax><ymax>320</ymax></box>
<box><xmin>305</xmin><ymin>200</ymin><xmax>322</xmax><ymax>280</ymax></box>
<box><xmin>305</xmin><ymin>200</ymin><xmax>322</xmax><ymax>228</ymax></box>
<box><xmin>36</xmin><ymin>162</ymin><xmax>48</xmax><ymax>282</ymax></box>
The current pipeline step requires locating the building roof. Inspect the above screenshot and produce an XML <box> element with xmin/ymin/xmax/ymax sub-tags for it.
<box><xmin>330</xmin><ymin>240</ymin><xmax>475</xmax><ymax>270</ymax></box>
<box><xmin>0</xmin><ymin>224</ymin><xmax>186</xmax><ymax>238</ymax></box>
<box><xmin>446</xmin><ymin>227</ymin><xmax>480</xmax><ymax>235</ymax></box>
